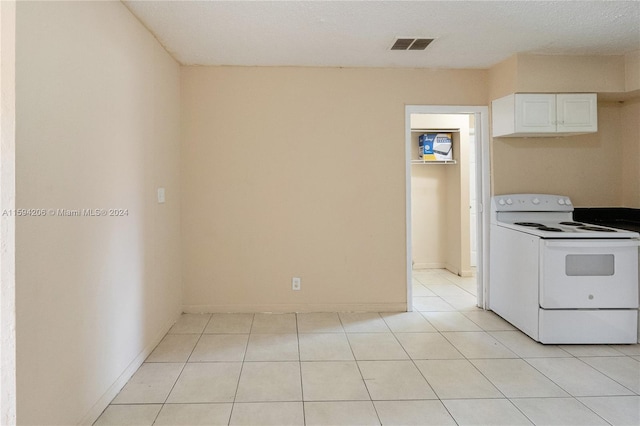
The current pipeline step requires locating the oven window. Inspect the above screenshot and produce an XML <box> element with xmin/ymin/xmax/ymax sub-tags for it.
<box><xmin>566</xmin><ymin>254</ymin><xmax>614</xmax><ymax>276</ymax></box>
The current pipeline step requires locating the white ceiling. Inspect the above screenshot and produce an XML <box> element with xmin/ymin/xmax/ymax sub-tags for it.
<box><xmin>124</xmin><ymin>1</ymin><xmax>640</xmax><ymax>69</ymax></box>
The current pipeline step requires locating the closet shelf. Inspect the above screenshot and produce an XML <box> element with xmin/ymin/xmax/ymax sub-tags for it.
<box><xmin>411</xmin><ymin>129</ymin><xmax>459</xmax><ymax>133</ymax></box>
<box><xmin>411</xmin><ymin>160</ymin><xmax>457</xmax><ymax>165</ymax></box>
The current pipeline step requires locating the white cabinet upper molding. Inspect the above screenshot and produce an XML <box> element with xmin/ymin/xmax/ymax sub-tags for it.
<box><xmin>492</xmin><ymin>93</ymin><xmax>597</xmax><ymax>137</ymax></box>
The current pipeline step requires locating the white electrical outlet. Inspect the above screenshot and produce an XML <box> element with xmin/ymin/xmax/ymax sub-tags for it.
<box><xmin>157</xmin><ymin>187</ymin><xmax>166</xmax><ymax>204</ymax></box>
<box><xmin>292</xmin><ymin>277</ymin><xmax>301</xmax><ymax>291</ymax></box>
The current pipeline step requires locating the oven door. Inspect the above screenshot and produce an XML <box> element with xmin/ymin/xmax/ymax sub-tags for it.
<box><xmin>539</xmin><ymin>239</ymin><xmax>639</xmax><ymax>309</ymax></box>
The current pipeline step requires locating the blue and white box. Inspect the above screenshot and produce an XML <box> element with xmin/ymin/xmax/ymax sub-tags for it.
<box><xmin>419</xmin><ymin>133</ymin><xmax>453</xmax><ymax>161</ymax></box>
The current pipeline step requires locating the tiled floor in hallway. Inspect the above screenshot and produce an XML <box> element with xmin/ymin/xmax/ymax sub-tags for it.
<box><xmin>95</xmin><ymin>269</ymin><xmax>640</xmax><ymax>425</ymax></box>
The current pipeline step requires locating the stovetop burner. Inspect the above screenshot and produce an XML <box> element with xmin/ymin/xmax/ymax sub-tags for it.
<box><xmin>577</xmin><ymin>226</ymin><xmax>617</xmax><ymax>232</ymax></box>
<box><xmin>493</xmin><ymin>194</ymin><xmax>640</xmax><ymax>240</ymax></box>
<box><xmin>513</xmin><ymin>221</ymin><xmax>617</xmax><ymax>233</ymax></box>
<box><xmin>538</xmin><ymin>226</ymin><xmax>564</xmax><ymax>232</ymax></box>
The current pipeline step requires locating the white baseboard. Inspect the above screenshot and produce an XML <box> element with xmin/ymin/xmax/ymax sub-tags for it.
<box><xmin>182</xmin><ymin>303</ymin><xmax>407</xmax><ymax>314</ymax></box>
<box><xmin>458</xmin><ymin>269</ymin><xmax>474</xmax><ymax>277</ymax></box>
<box><xmin>412</xmin><ymin>262</ymin><xmax>446</xmax><ymax>270</ymax></box>
<box><xmin>413</xmin><ymin>264</ymin><xmax>473</xmax><ymax>278</ymax></box>
<box><xmin>78</xmin><ymin>308</ymin><xmax>181</xmax><ymax>426</ymax></box>
<box><xmin>445</xmin><ymin>264</ymin><xmax>459</xmax><ymax>276</ymax></box>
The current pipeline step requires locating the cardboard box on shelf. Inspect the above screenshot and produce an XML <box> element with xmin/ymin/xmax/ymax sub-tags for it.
<box><xmin>419</xmin><ymin>133</ymin><xmax>453</xmax><ymax>161</ymax></box>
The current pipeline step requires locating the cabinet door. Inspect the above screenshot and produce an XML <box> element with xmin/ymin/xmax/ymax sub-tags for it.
<box><xmin>556</xmin><ymin>93</ymin><xmax>597</xmax><ymax>133</ymax></box>
<box><xmin>514</xmin><ymin>94</ymin><xmax>556</xmax><ymax>134</ymax></box>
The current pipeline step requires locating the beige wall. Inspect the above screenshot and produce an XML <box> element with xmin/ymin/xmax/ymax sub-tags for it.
<box><xmin>489</xmin><ymin>54</ymin><xmax>639</xmax><ymax>206</ymax></box>
<box><xmin>516</xmin><ymin>54</ymin><xmax>626</xmax><ymax>93</ymax></box>
<box><xmin>8</xmin><ymin>10</ymin><xmax>637</xmax><ymax>422</ymax></box>
<box><xmin>488</xmin><ymin>54</ymin><xmax>628</xmax><ymax>101</ymax></box>
<box><xmin>411</xmin><ymin>164</ymin><xmax>448</xmax><ymax>267</ymax></box>
<box><xmin>488</xmin><ymin>55</ymin><xmax>518</xmax><ymax>100</ymax></box>
<box><xmin>492</xmin><ymin>103</ymin><xmax>624</xmax><ymax>206</ymax></box>
<box><xmin>16</xmin><ymin>2</ymin><xmax>181</xmax><ymax>425</ymax></box>
<box><xmin>410</xmin><ymin>114</ymin><xmax>471</xmax><ymax>275</ymax></box>
<box><xmin>625</xmin><ymin>50</ymin><xmax>640</xmax><ymax>92</ymax></box>
<box><xmin>446</xmin><ymin>130</ymin><xmax>471</xmax><ymax>275</ymax></box>
<box><xmin>621</xmin><ymin>99</ymin><xmax>640</xmax><ymax>207</ymax></box>
<box><xmin>181</xmin><ymin>66</ymin><xmax>487</xmax><ymax>312</ymax></box>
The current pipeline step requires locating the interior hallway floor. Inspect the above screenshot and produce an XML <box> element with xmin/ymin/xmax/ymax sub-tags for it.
<box><xmin>95</xmin><ymin>269</ymin><xmax>640</xmax><ymax>425</ymax></box>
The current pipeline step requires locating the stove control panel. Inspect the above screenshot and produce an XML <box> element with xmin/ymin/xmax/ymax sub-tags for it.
<box><xmin>492</xmin><ymin>194</ymin><xmax>574</xmax><ymax>212</ymax></box>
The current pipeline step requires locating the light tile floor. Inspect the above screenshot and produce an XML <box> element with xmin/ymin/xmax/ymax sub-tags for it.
<box><xmin>95</xmin><ymin>269</ymin><xmax>640</xmax><ymax>426</ymax></box>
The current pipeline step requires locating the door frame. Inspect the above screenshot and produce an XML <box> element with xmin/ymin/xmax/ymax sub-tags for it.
<box><xmin>405</xmin><ymin>105</ymin><xmax>491</xmax><ymax>311</ymax></box>
<box><xmin>1</xmin><ymin>1</ymin><xmax>17</xmax><ymax>424</ymax></box>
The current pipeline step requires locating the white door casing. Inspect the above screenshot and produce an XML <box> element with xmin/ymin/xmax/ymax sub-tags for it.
<box><xmin>405</xmin><ymin>106</ymin><xmax>490</xmax><ymax>311</ymax></box>
<box><xmin>469</xmin><ymin>132</ymin><xmax>477</xmax><ymax>267</ymax></box>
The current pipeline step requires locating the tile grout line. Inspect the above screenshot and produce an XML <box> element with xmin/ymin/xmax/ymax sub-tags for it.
<box><xmin>416</xmin><ymin>272</ymin><xmax>525</xmax><ymax>425</ymax></box>
<box><xmin>385</xmin><ymin>314</ymin><xmax>442</xmax><ymax>401</ymax></box>
<box><xmin>387</xmin><ymin>309</ymin><xmax>490</xmax><ymax>425</ymax></box>
<box><xmin>504</xmin><ymin>315</ymin><xmax>628</xmax><ymax>424</ymax></box>
<box><xmin>441</xmin><ymin>274</ymin><xmax>478</xmax><ymax>298</ymax></box>
<box><xmin>348</xmin><ymin>312</ymin><xmax>382</xmax><ymax>425</ymax></box>
<box><xmin>101</xmin><ymin>269</ymin><xmax>637</xmax><ymax>425</ymax></box>
<box><xmin>415</xmin><ymin>271</ymin><xmax>476</xmax><ymax>296</ymax></box>
<box><xmin>518</xmin><ymin>356</ymin><xmax>615</xmax><ymax>425</ymax></box>
<box><xmin>573</xmin><ymin>355</ymin><xmax>639</xmax><ymax>396</ymax></box>
<box><xmin>339</xmin><ymin>313</ymin><xmax>383</xmax><ymax>425</ymax></box>
<box><xmin>434</xmin><ymin>313</ymin><xmax>529</xmax><ymax>406</ymax></box>
<box><xmin>295</xmin><ymin>314</ymin><xmax>306</xmax><ymax>426</ymax></box>
<box><xmin>576</xmin><ymin>349</ymin><xmax>640</xmax><ymax>396</ymax></box>
<box><xmin>414</xmin><ymin>274</ymin><xmax>525</xmax><ymax>420</ymax></box>
<box><xmin>227</xmin><ymin>313</ymin><xmax>255</xmax><ymax>425</ymax></box>
<box><xmin>151</xmin><ymin>313</ymin><xmax>213</xmax><ymax>425</ymax></box>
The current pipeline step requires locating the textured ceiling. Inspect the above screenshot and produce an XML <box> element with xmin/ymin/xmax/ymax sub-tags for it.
<box><xmin>124</xmin><ymin>1</ymin><xmax>640</xmax><ymax>69</ymax></box>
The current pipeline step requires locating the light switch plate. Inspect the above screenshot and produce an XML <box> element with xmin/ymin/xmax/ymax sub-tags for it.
<box><xmin>157</xmin><ymin>188</ymin><xmax>165</xmax><ymax>203</ymax></box>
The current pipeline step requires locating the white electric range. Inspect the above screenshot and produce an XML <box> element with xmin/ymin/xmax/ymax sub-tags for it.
<box><xmin>490</xmin><ymin>194</ymin><xmax>640</xmax><ymax>344</ymax></box>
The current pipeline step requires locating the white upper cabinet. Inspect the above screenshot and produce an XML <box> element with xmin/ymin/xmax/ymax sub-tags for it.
<box><xmin>492</xmin><ymin>93</ymin><xmax>597</xmax><ymax>137</ymax></box>
<box><xmin>556</xmin><ymin>94</ymin><xmax>598</xmax><ymax>133</ymax></box>
<box><xmin>514</xmin><ymin>94</ymin><xmax>556</xmax><ymax>134</ymax></box>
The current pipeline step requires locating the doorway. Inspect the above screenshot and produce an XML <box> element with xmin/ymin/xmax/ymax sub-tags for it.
<box><xmin>404</xmin><ymin>105</ymin><xmax>490</xmax><ymax>312</ymax></box>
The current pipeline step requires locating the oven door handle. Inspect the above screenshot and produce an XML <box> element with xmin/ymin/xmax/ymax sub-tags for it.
<box><xmin>544</xmin><ymin>239</ymin><xmax>640</xmax><ymax>248</ymax></box>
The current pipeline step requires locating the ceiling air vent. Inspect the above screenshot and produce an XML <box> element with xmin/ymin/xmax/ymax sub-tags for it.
<box><xmin>390</xmin><ymin>38</ymin><xmax>434</xmax><ymax>51</ymax></box>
